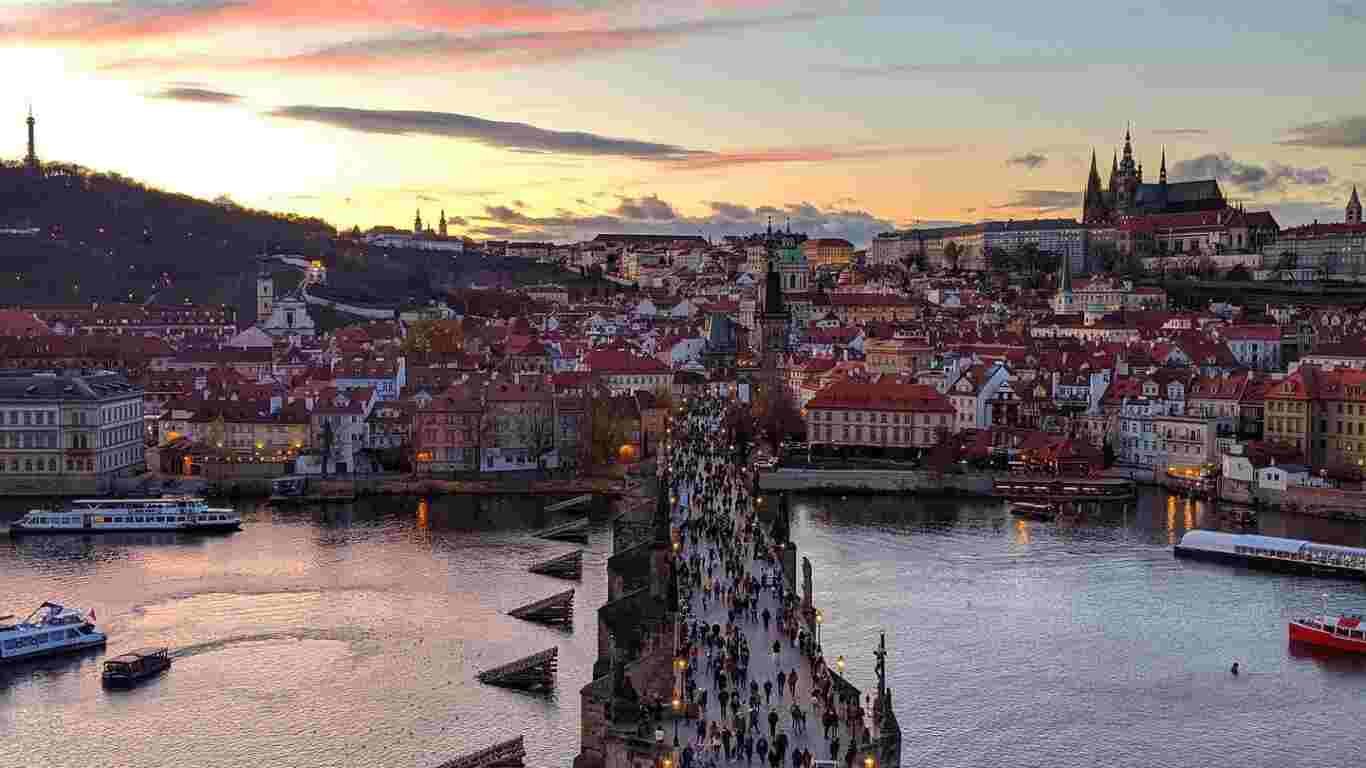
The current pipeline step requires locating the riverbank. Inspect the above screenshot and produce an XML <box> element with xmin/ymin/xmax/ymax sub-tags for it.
<box><xmin>123</xmin><ymin>471</ymin><xmax>635</xmax><ymax>501</ymax></box>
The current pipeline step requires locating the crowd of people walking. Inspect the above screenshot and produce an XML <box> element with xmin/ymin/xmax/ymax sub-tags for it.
<box><xmin>664</xmin><ymin>398</ymin><xmax>880</xmax><ymax>768</ymax></box>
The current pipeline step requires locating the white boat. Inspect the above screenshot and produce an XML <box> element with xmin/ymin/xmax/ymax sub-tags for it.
<box><xmin>0</xmin><ymin>602</ymin><xmax>107</xmax><ymax>662</ymax></box>
<box><xmin>7</xmin><ymin>497</ymin><xmax>241</xmax><ymax>535</ymax></box>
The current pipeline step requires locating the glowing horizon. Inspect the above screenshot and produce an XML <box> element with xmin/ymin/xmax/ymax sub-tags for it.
<box><xmin>3</xmin><ymin>0</ymin><xmax>1363</xmax><ymax>245</ymax></box>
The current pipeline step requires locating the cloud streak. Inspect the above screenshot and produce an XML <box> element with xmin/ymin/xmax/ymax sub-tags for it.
<box><xmin>264</xmin><ymin>104</ymin><xmax>955</xmax><ymax>168</ymax></box>
<box><xmin>829</xmin><ymin>56</ymin><xmax>1087</xmax><ymax>77</ymax></box>
<box><xmin>1006</xmin><ymin>152</ymin><xmax>1047</xmax><ymax>169</ymax></box>
<box><xmin>1279</xmin><ymin>116</ymin><xmax>1366</xmax><ymax>149</ymax></box>
<box><xmin>1151</xmin><ymin>128</ymin><xmax>1209</xmax><ymax>136</ymax></box>
<box><xmin>150</xmin><ymin>86</ymin><xmax>240</xmax><ymax>104</ymax></box>
<box><xmin>267</xmin><ymin>105</ymin><xmax>699</xmax><ymax>159</ymax></box>
<box><xmin>995</xmin><ymin>190</ymin><xmax>1081</xmax><ymax>212</ymax></box>
<box><xmin>94</xmin><ymin>11</ymin><xmax>823</xmax><ymax>74</ymax></box>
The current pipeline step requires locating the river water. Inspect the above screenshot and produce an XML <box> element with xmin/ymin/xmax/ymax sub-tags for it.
<box><xmin>2</xmin><ymin>490</ymin><xmax>1364</xmax><ymax>768</ymax></box>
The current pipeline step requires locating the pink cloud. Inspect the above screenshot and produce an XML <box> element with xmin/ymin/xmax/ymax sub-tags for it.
<box><xmin>94</xmin><ymin>10</ymin><xmax>825</xmax><ymax>73</ymax></box>
<box><xmin>3</xmin><ymin>0</ymin><xmax>594</xmax><ymax>44</ymax></box>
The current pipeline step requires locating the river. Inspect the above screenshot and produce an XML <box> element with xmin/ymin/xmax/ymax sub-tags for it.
<box><xmin>2</xmin><ymin>490</ymin><xmax>1364</xmax><ymax>767</ymax></box>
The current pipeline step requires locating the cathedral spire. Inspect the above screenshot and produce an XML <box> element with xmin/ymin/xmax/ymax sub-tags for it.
<box><xmin>1083</xmin><ymin>149</ymin><xmax>1107</xmax><ymax>224</ymax></box>
<box><xmin>1159</xmin><ymin>147</ymin><xmax>1167</xmax><ymax>184</ymax></box>
<box><xmin>1349</xmin><ymin>185</ymin><xmax>1363</xmax><ymax>225</ymax></box>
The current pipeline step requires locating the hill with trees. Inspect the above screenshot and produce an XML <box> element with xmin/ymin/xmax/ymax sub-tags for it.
<box><xmin>0</xmin><ymin>161</ymin><xmax>334</xmax><ymax>317</ymax></box>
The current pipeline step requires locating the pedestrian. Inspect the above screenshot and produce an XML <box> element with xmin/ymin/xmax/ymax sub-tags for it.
<box><xmin>764</xmin><ymin>679</ymin><xmax>773</xmax><ymax>705</ymax></box>
<box><xmin>756</xmin><ymin>737</ymin><xmax>768</xmax><ymax>766</ymax></box>
<box><xmin>791</xmin><ymin>746</ymin><xmax>802</xmax><ymax>768</ymax></box>
<box><xmin>721</xmin><ymin>727</ymin><xmax>732</xmax><ymax>760</ymax></box>
<box><xmin>777</xmin><ymin>670</ymin><xmax>786</xmax><ymax>699</ymax></box>
<box><xmin>772</xmin><ymin>639</ymin><xmax>781</xmax><ymax>665</ymax></box>
<box><xmin>843</xmin><ymin>741</ymin><xmax>856</xmax><ymax>768</ymax></box>
<box><xmin>761</xmin><ymin>607</ymin><xmax>771</xmax><ymax>632</ymax></box>
<box><xmin>789</xmin><ymin>667</ymin><xmax>798</xmax><ymax>698</ymax></box>
<box><xmin>768</xmin><ymin>707</ymin><xmax>779</xmax><ymax>738</ymax></box>
<box><xmin>830</xmin><ymin>736</ymin><xmax>840</xmax><ymax>762</ymax></box>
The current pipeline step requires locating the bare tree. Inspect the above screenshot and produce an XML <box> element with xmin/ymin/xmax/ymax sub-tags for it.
<box><xmin>518</xmin><ymin>404</ymin><xmax>557</xmax><ymax>478</ymax></box>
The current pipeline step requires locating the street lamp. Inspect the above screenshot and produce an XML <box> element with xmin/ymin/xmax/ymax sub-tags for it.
<box><xmin>672</xmin><ymin>696</ymin><xmax>682</xmax><ymax>746</ymax></box>
<box><xmin>836</xmin><ymin>655</ymin><xmax>845</xmax><ymax>675</ymax></box>
<box><xmin>815</xmin><ymin>608</ymin><xmax>824</xmax><ymax>650</ymax></box>
<box><xmin>864</xmin><ymin>756</ymin><xmax>875</xmax><ymax>768</ymax></box>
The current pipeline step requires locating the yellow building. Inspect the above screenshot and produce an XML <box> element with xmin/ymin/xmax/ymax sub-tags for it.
<box><xmin>802</xmin><ymin>238</ymin><xmax>854</xmax><ymax>270</ymax></box>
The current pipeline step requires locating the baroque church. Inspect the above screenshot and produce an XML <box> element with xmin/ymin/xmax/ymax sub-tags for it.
<box><xmin>1083</xmin><ymin>128</ymin><xmax>1226</xmax><ymax>224</ymax></box>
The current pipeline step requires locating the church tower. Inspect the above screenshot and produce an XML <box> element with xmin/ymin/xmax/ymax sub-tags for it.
<box><xmin>758</xmin><ymin>246</ymin><xmax>791</xmax><ymax>383</ymax></box>
<box><xmin>1052</xmin><ymin>241</ymin><xmax>1078</xmax><ymax>314</ymax></box>
<box><xmin>256</xmin><ymin>263</ymin><xmax>274</xmax><ymax>325</ymax></box>
<box><xmin>1349</xmin><ymin>187</ymin><xmax>1362</xmax><ymax>226</ymax></box>
<box><xmin>438</xmin><ymin>210</ymin><xmax>448</xmax><ymax>238</ymax></box>
<box><xmin>414</xmin><ymin>209</ymin><xmax>423</xmax><ymax>235</ymax></box>
<box><xmin>24</xmin><ymin>105</ymin><xmax>38</xmax><ymax>173</ymax></box>
<box><xmin>1115</xmin><ymin>127</ymin><xmax>1139</xmax><ymax>215</ymax></box>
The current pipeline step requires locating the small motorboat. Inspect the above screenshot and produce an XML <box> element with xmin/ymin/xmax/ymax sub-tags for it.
<box><xmin>1009</xmin><ymin>501</ymin><xmax>1057</xmax><ymax>521</ymax></box>
<box><xmin>102</xmin><ymin>647</ymin><xmax>173</xmax><ymax>687</ymax></box>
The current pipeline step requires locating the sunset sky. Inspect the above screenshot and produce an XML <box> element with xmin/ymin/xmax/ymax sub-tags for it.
<box><xmin>2</xmin><ymin>0</ymin><xmax>1364</xmax><ymax>244</ymax></box>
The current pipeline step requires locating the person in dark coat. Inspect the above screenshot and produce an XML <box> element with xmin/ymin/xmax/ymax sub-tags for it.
<box><xmin>768</xmin><ymin>707</ymin><xmax>779</xmax><ymax>738</ymax></box>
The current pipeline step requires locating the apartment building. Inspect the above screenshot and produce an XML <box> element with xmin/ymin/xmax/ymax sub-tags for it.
<box><xmin>0</xmin><ymin>370</ymin><xmax>144</xmax><ymax>495</ymax></box>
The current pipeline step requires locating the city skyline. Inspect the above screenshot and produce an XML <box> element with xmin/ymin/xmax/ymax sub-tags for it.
<box><xmin>3</xmin><ymin>0</ymin><xmax>1364</xmax><ymax>244</ymax></box>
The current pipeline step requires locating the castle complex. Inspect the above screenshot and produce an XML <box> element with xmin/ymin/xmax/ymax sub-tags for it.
<box><xmin>1083</xmin><ymin>128</ymin><xmax>1226</xmax><ymax>224</ymax></box>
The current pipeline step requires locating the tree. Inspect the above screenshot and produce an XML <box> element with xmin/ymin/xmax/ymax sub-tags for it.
<box><xmin>1090</xmin><ymin>242</ymin><xmax>1121</xmax><ymax>274</ymax></box>
<box><xmin>752</xmin><ymin>385</ymin><xmax>804</xmax><ymax>456</ymax></box>
<box><xmin>942</xmin><ymin>241</ymin><xmax>963</xmax><ymax>271</ymax></box>
<box><xmin>987</xmin><ymin>247</ymin><xmax>1014</xmax><ymax>273</ymax></box>
<box><xmin>518</xmin><ymin>404</ymin><xmax>557</xmax><ymax>478</ymax></box>
<box><xmin>320</xmin><ymin>420</ymin><xmax>335</xmax><ymax>477</ymax></box>
<box><xmin>589</xmin><ymin>396</ymin><xmax>630</xmax><ymax>467</ymax></box>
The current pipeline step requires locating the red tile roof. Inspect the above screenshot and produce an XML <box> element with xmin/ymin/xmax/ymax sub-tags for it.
<box><xmin>806</xmin><ymin>380</ymin><xmax>954</xmax><ymax>413</ymax></box>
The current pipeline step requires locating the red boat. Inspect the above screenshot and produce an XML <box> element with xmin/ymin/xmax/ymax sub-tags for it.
<box><xmin>1289</xmin><ymin>614</ymin><xmax>1366</xmax><ymax>653</ymax></box>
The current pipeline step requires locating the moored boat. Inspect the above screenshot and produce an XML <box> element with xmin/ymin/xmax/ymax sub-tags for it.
<box><xmin>8</xmin><ymin>497</ymin><xmax>240</xmax><ymax>535</ymax></box>
<box><xmin>1174</xmin><ymin>530</ymin><xmax>1366</xmax><ymax>579</ymax></box>
<box><xmin>1009</xmin><ymin>501</ymin><xmax>1057</xmax><ymax>521</ymax></box>
<box><xmin>0</xmin><ymin>602</ymin><xmax>106</xmax><ymax>662</ymax></box>
<box><xmin>102</xmin><ymin>647</ymin><xmax>172</xmax><ymax>687</ymax></box>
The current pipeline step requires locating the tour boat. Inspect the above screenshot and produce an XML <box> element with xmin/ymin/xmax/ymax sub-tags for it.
<box><xmin>1174</xmin><ymin>530</ymin><xmax>1366</xmax><ymax>580</ymax></box>
<box><xmin>8</xmin><ymin>497</ymin><xmax>240</xmax><ymax>535</ymax></box>
<box><xmin>102</xmin><ymin>647</ymin><xmax>172</xmax><ymax>687</ymax></box>
<box><xmin>1009</xmin><ymin>501</ymin><xmax>1057</xmax><ymax>521</ymax></box>
<box><xmin>0</xmin><ymin>602</ymin><xmax>106</xmax><ymax>662</ymax></box>
<box><xmin>1289</xmin><ymin>598</ymin><xmax>1366</xmax><ymax>653</ymax></box>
